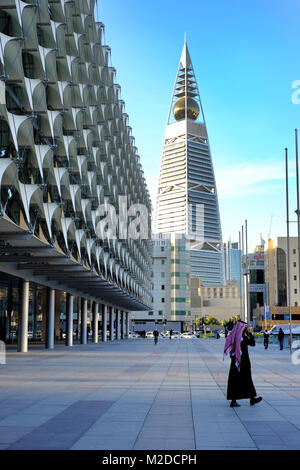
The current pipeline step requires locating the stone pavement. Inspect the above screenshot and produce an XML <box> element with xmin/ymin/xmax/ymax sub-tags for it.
<box><xmin>1</xmin><ymin>336</ymin><xmax>300</xmax><ymax>450</ymax></box>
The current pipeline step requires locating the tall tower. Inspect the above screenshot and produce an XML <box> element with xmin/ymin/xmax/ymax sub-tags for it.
<box><xmin>155</xmin><ymin>40</ymin><xmax>225</xmax><ymax>285</ymax></box>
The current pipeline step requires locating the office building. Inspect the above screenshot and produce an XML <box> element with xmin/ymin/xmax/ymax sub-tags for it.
<box><xmin>0</xmin><ymin>0</ymin><xmax>152</xmax><ymax>350</ymax></box>
<box><xmin>154</xmin><ymin>40</ymin><xmax>225</xmax><ymax>286</ymax></box>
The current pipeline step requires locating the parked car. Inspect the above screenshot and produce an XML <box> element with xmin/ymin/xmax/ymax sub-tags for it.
<box><xmin>145</xmin><ymin>331</ymin><xmax>154</xmax><ymax>338</ymax></box>
<box><xmin>160</xmin><ymin>331</ymin><xmax>169</xmax><ymax>337</ymax></box>
<box><xmin>170</xmin><ymin>331</ymin><xmax>181</xmax><ymax>339</ymax></box>
<box><xmin>181</xmin><ymin>332</ymin><xmax>196</xmax><ymax>339</ymax></box>
<box><xmin>128</xmin><ymin>332</ymin><xmax>139</xmax><ymax>339</ymax></box>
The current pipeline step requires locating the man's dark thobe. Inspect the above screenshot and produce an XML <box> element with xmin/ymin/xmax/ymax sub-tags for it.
<box><xmin>227</xmin><ymin>331</ymin><xmax>256</xmax><ymax>400</ymax></box>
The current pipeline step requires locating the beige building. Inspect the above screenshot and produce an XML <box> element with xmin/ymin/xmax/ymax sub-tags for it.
<box><xmin>191</xmin><ymin>278</ymin><xmax>241</xmax><ymax>322</ymax></box>
<box><xmin>265</xmin><ymin>237</ymin><xmax>300</xmax><ymax>308</ymax></box>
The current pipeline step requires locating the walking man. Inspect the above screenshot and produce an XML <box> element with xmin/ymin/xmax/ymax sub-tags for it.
<box><xmin>263</xmin><ymin>329</ymin><xmax>270</xmax><ymax>349</ymax></box>
<box><xmin>153</xmin><ymin>329</ymin><xmax>159</xmax><ymax>345</ymax></box>
<box><xmin>224</xmin><ymin>320</ymin><xmax>262</xmax><ymax>408</ymax></box>
<box><xmin>278</xmin><ymin>328</ymin><xmax>284</xmax><ymax>350</ymax></box>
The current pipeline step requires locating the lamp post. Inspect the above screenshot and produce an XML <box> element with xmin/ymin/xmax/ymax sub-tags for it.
<box><xmin>245</xmin><ymin>219</ymin><xmax>249</xmax><ymax>324</ymax></box>
<box><xmin>285</xmin><ymin>148</ymin><xmax>292</xmax><ymax>354</ymax></box>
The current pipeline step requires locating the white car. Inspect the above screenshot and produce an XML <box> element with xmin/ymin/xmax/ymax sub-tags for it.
<box><xmin>181</xmin><ymin>332</ymin><xmax>196</xmax><ymax>339</ymax></box>
<box><xmin>160</xmin><ymin>331</ymin><xmax>168</xmax><ymax>337</ymax></box>
<box><xmin>128</xmin><ymin>332</ymin><xmax>139</xmax><ymax>339</ymax></box>
<box><xmin>145</xmin><ymin>331</ymin><xmax>154</xmax><ymax>338</ymax></box>
<box><xmin>170</xmin><ymin>331</ymin><xmax>181</xmax><ymax>339</ymax></box>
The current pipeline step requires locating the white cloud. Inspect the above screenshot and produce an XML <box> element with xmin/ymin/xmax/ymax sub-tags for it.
<box><xmin>146</xmin><ymin>161</ymin><xmax>288</xmax><ymax>205</ymax></box>
<box><xmin>215</xmin><ymin>161</ymin><xmax>289</xmax><ymax>200</ymax></box>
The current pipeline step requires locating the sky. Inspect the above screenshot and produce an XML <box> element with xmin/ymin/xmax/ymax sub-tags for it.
<box><xmin>97</xmin><ymin>0</ymin><xmax>300</xmax><ymax>252</ymax></box>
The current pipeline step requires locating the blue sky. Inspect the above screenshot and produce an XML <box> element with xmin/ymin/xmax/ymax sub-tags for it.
<box><xmin>97</xmin><ymin>0</ymin><xmax>300</xmax><ymax>251</ymax></box>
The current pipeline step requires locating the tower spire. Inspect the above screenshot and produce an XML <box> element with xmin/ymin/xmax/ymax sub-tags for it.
<box><xmin>167</xmin><ymin>40</ymin><xmax>204</xmax><ymax>124</ymax></box>
<box><xmin>180</xmin><ymin>37</ymin><xmax>191</xmax><ymax>68</ymax></box>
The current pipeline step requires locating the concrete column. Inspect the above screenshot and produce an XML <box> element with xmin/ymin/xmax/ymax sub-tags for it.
<box><xmin>92</xmin><ymin>301</ymin><xmax>98</xmax><ymax>343</ymax></box>
<box><xmin>121</xmin><ymin>311</ymin><xmax>124</xmax><ymax>339</ymax></box>
<box><xmin>115</xmin><ymin>309</ymin><xmax>120</xmax><ymax>340</ymax></box>
<box><xmin>7</xmin><ymin>281</ymin><xmax>13</xmax><ymax>342</ymax></box>
<box><xmin>54</xmin><ymin>290</ymin><xmax>61</xmax><ymax>340</ymax></box>
<box><xmin>101</xmin><ymin>304</ymin><xmax>107</xmax><ymax>342</ymax></box>
<box><xmin>18</xmin><ymin>279</ymin><xmax>29</xmax><ymax>352</ymax></box>
<box><xmin>80</xmin><ymin>298</ymin><xmax>87</xmax><ymax>345</ymax></box>
<box><xmin>66</xmin><ymin>293</ymin><xmax>74</xmax><ymax>347</ymax></box>
<box><xmin>46</xmin><ymin>287</ymin><xmax>55</xmax><ymax>349</ymax></box>
<box><xmin>126</xmin><ymin>312</ymin><xmax>130</xmax><ymax>337</ymax></box>
<box><xmin>109</xmin><ymin>306</ymin><xmax>114</xmax><ymax>341</ymax></box>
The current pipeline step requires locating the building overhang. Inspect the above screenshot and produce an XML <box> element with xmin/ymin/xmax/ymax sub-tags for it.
<box><xmin>0</xmin><ymin>216</ymin><xmax>150</xmax><ymax>311</ymax></box>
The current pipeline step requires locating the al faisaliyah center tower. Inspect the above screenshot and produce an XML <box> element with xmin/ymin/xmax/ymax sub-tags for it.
<box><xmin>154</xmin><ymin>40</ymin><xmax>225</xmax><ymax>286</ymax></box>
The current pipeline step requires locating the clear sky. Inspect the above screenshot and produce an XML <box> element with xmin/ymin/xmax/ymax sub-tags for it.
<box><xmin>97</xmin><ymin>0</ymin><xmax>300</xmax><ymax>252</ymax></box>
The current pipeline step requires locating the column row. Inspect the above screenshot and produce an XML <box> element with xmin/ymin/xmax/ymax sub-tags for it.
<box><xmin>17</xmin><ymin>280</ymin><xmax>130</xmax><ymax>352</ymax></box>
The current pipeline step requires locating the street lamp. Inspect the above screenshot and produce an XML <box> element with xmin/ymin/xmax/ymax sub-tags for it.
<box><xmin>285</xmin><ymin>148</ymin><xmax>293</xmax><ymax>354</ymax></box>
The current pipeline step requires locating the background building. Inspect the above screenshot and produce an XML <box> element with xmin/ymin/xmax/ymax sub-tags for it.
<box><xmin>130</xmin><ymin>233</ymin><xmax>190</xmax><ymax>332</ymax></box>
<box><xmin>265</xmin><ymin>237</ymin><xmax>300</xmax><ymax>307</ymax></box>
<box><xmin>191</xmin><ymin>278</ymin><xmax>240</xmax><ymax>323</ymax></box>
<box><xmin>224</xmin><ymin>240</ymin><xmax>242</xmax><ymax>295</ymax></box>
<box><xmin>154</xmin><ymin>41</ymin><xmax>225</xmax><ymax>286</ymax></box>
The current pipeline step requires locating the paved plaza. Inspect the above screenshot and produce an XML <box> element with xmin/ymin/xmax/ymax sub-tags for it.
<box><xmin>1</xmin><ymin>337</ymin><xmax>300</xmax><ymax>450</ymax></box>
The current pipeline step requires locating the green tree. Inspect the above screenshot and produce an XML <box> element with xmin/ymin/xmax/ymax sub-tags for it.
<box><xmin>204</xmin><ymin>316</ymin><xmax>219</xmax><ymax>325</ymax></box>
<box><xmin>222</xmin><ymin>315</ymin><xmax>240</xmax><ymax>330</ymax></box>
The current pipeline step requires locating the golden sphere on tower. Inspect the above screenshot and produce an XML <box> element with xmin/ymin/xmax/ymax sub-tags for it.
<box><xmin>173</xmin><ymin>96</ymin><xmax>199</xmax><ymax>121</ymax></box>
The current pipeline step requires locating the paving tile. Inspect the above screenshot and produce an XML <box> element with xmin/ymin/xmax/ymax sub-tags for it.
<box><xmin>71</xmin><ymin>435</ymin><xmax>136</xmax><ymax>450</ymax></box>
<box><xmin>0</xmin><ymin>426</ymin><xmax>35</xmax><ymax>444</ymax></box>
<box><xmin>8</xmin><ymin>400</ymin><xmax>114</xmax><ymax>450</ymax></box>
<box><xmin>0</xmin><ymin>414</ymin><xmax>51</xmax><ymax>428</ymax></box>
<box><xmin>133</xmin><ymin>438</ymin><xmax>170</xmax><ymax>450</ymax></box>
<box><xmin>85</xmin><ymin>421</ymin><xmax>142</xmax><ymax>436</ymax></box>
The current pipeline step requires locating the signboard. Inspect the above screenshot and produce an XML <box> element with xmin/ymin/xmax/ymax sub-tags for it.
<box><xmin>264</xmin><ymin>305</ymin><xmax>270</xmax><ymax>321</ymax></box>
<box><xmin>249</xmin><ymin>284</ymin><xmax>265</xmax><ymax>293</ymax></box>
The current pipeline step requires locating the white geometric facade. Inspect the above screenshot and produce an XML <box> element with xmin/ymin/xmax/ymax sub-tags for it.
<box><xmin>0</xmin><ymin>0</ymin><xmax>152</xmax><ymax>311</ymax></box>
<box><xmin>155</xmin><ymin>41</ymin><xmax>225</xmax><ymax>286</ymax></box>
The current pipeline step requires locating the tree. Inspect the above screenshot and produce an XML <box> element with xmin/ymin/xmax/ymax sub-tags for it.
<box><xmin>222</xmin><ymin>315</ymin><xmax>240</xmax><ymax>330</ymax></box>
<box><xmin>204</xmin><ymin>316</ymin><xmax>219</xmax><ymax>325</ymax></box>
